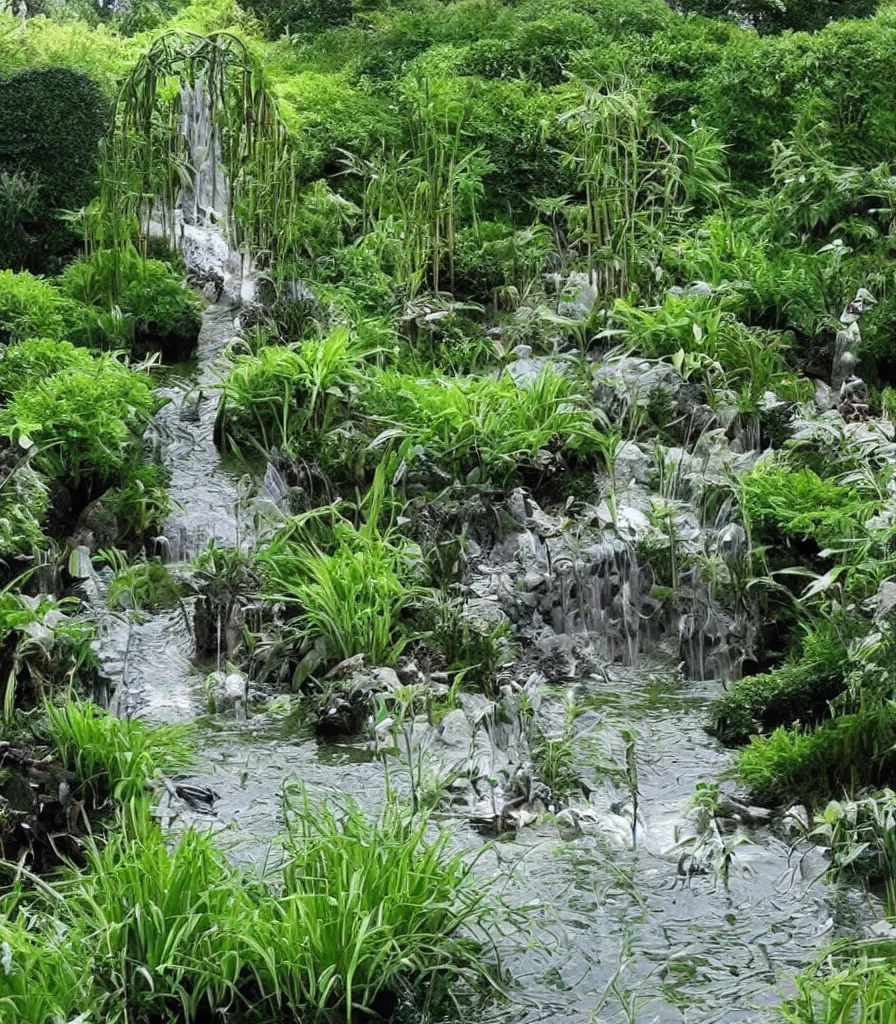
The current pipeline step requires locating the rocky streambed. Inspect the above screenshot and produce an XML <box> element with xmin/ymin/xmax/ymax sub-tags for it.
<box><xmin>73</xmin><ymin>267</ymin><xmax>879</xmax><ymax>1022</ymax></box>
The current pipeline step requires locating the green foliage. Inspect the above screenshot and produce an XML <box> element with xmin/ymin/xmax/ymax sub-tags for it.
<box><xmin>780</xmin><ymin>948</ymin><xmax>896</xmax><ymax>1024</ymax></box>
<box><xmin>363</xmin><ymin>365</ymin><xmax>604</xmax><ymax>482</ymax></box>
<box><xmin>0</xmin><ymin>270</ymin><xmax>68</xmax><ymax>343</ymax></box>
<box><xmin>0</xmin><ymin>67</ymin><xmax>108</xmax><ymax>272</ymax></box>
<box><xmin>708</xmin><ymin>627</ymin><xmax>848</xmax><ymax>745</ymax></box>
<box><xmin>45</xmin><ymin>700</ymin><xmax>194</xmax><ymax>803</ymax></box>
<box><xmin>736</xmin><ymin>705</ymin><xmax>896</xmax><ymax>806</ymax></box>
<box><xmin>742</xmin><ymin>462</ymin><xmax>879</xmax><ymax>550</ymax></box>
<box><xmin>59</xmin><ymin>247</ymin><xmax>202</xmax><ymax>357</ymax></box>
<box><xmin>0</xmin><ymin>794</ymin><xmax>498</xmax><ymax>1023</ymax></box>
<box><xmin>217</xmin><ymin>326</ymin><xmax>374</xmax><ymax>455</ymax></box>
<box><xmin>0</xmin><ymin>591</ymin><xmax>97</xmax><ymax>719</ymax></box>
<box><xmin>677</xmin><ymin>0</ymin><xmax>878</xmax><ymax>34</ymax></box>
<box><xmin>257</xmin><ymin>469</ymin><xmax>426</xmax><ymax>667</ymax></box>
<box><xmin>105</xmin><ymin>556</ymin><xmax>183</xmax><ymax>613</ymax></box>
<box><xmin>0</xmin><ymin>353</ymin><xmax>158</xmax><ymax>490</ymax></box>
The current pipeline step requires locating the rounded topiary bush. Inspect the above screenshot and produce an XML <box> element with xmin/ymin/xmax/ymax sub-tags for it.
<box><xmin>0</xmin><ymin>67</ymin><xmax>109</xmax><ymax>272</ymax></box>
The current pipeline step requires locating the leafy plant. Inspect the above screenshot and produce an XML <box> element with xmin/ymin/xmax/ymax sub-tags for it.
<box><xmin>45</xmin><ymin>700</ymin><xmax>194</xmax><ymax>804</ymax></box>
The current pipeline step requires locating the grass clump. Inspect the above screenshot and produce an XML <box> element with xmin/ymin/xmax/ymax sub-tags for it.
<box><xmin>363</xmin><ymin>365</ymin><xmax>604</xmax><ymax>483</ymax></box>
<box><xmin>0</xmin><ymin>794</ymin><xmax>500</xmax><ymax>1023</ymax></box>
<box><xmin>780</xmin><ymin>947</ymin><xmax>896</xmax><ymax>1024</ymax></box>
<box><xmin>736</xmin><ymin>705</ymin><xmax>896</xmax><ymax>807</ymax></box>
<box><xmin>257</xmin><ymin>467</ymin><xmax>426</xmax><ymax>668</ymax></box>
<box><xmin>708</xmin><ymin>627</ymin><xmax>848</xmax><ymax>745</ymax></box>
<box><xmin>45</xmin><ymin>700</ymin><xmax>194</xmax><ymax>803</ymax></box>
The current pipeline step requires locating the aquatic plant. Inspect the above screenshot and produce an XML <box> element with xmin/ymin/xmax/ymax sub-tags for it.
<box><xmin>45</xmin><ymin>700</ymin><xmax>194</xmax><ymax>803</ymax></box>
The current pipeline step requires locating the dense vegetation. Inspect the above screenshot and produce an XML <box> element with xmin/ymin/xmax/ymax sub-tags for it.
<box><xmin>3</xmin><ymin>0</ymin><xmax>896</xmax><ymax>1018</ymax></box>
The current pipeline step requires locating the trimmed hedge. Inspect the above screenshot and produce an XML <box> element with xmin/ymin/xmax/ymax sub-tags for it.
<box><xmin>0</xmin><ymin>67</ymin><xmax>109</xmax><ymax>272</ymax></box>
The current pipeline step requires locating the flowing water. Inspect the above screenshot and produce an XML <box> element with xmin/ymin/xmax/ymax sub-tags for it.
<box><xmin>83</xmin><ymin>297</ymin><xmax>877</xmax><ymax>1024</ymax></box>
<box><xmin>88</xmin><ymin>102</ymin><xmax>878</xmax><ymax>1019</ymax></box>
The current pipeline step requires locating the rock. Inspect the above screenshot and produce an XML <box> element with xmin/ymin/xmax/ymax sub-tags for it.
<box><xmin>76</xmin><ymin>497</ymin><xmax>119</xmax><ymax>550</ymax></box>
<box><xmin>781</xmin><ymin>804</ymin><xmax>811</xmax><ymax>835</ymax></box>
<box><xmin>206</xmin><ymin>670</ymin><xmax>247</xmax><ymax>713</ymax></box>
<box><xmin>505</xmin><ymin>488</ymin><xmax>528</xmax><ymax>528</ymax></box>
<box><xmin>613</xmin><ymin>440</ymin><xmax>652</xmax><ymax>487</ymax></box>
<box><xmin>436</xmin><ymin>709</ymin><xmax>475</xmax><ymax>749</ymax></box>
<box><xmin>558</xmin><ymin>272</ymin><xmax>598</xmax><ymax>319</ymax></box>
<box><xmin>745</xmin><ymin>805</ymin><xmax>774</xmax><ymax>824</ymax></box>
<box><xmin>462</xmin><ymin>597</ymin><xmax>508</xmax><ymax>630</ymax></box>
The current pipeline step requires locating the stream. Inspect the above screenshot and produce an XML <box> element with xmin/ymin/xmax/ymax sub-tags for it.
<box><xmin>86</xmin><ymin>290</ymin><xmax>877</xmax><ymax>1024</ymax></box>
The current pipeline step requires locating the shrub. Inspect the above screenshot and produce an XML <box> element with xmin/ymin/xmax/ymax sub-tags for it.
<box><xmin>708</xmin><ymin>627</ymin><xmax>848</xmax><ymax>745</ymax></box>
<box><xmin>742</xmin><ymin>462</ymin><xmax>880</xmax><ymax>551</ymax></box>
<box><xmin>58</xmin><ymin>248</ymin><xmax>202</xmax><ymax>358</ymax></box>
<box><xmin>736</xmin><ymin>706</ymin><xmax>896</xmax><ymax>806</ymax></box>
<box><xmin>0</xmin><ymin>336</ymin><xmax>91</xmax><ymax>393</ymax></box>
<box><xmin>0</xmin><ymin>270</ymin><xmax>67</xmax><ymax>343</ymax></box>
<box><xmin>0</xmin><ymin>67</ymin><xmax>108</xmax><ymax>271</ymax></box>
<box><xmin>0</xmin><ymin>354</ymin><xmax>158</xmax><ymax>491</ymax></box>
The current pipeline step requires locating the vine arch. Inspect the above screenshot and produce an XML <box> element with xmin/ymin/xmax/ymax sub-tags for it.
<box><xmin>101</xmin><ymin>30</ymin><xmax>295</xmax><ymax>263</ymax></box>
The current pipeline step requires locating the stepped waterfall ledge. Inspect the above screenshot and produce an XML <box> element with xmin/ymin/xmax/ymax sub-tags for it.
<box><xmin>4</xmin><ymin>0</ymin><xmax>896</xmax><ymax>1022</ymax></box>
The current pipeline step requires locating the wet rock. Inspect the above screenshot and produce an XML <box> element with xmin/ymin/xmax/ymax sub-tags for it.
<box><xmin>314</xmin><ymin>665</ymin><xmax>402</xmax><ymax>737</ymax></box>
<box><xmin>614</xmin><ymin>441</ymin><xmax>652</xmax><ymax>487</ymax></box>
<box><xmin>76</xmin><ymin>496</ymin><xmax>119</xmax><ymax>550</ymax></box>
<box><xmin>437</xmin><ymin>709</ymin><xmax>475</xmax><ymax>750</ymax></box>
<box><xmin>463</xmin><ymin>597</ymin><xmax>509</xmax><ymax>631</ymax></box>
<box><xmin>557</xmin><ymin>272</ymin><xmax>597</xmax><ymax>319</ymax></box>
<box><xmin>781</xmin><ymin>804</ymin><xmax>811</xmax><ymax>835</ymax></box>
<box><xmin>206</xmin><ymin>669</ymin><xmax>247</xmax><ymax>713</ymax></box>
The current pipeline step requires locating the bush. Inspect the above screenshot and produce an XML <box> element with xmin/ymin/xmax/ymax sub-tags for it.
<box><xmin>0</xmin><ymin>336</ymin><xmax>91</xmax><ymax>393</ymax></box>
<box><xmin>736</xmin><ymin>706</ymin><xmax>896</xmax><ymax>806</ymax></box>
<box><xmin>0</xmin><ymin>354</ymin><xmax>158</xmax><ymax>491</ymax></box>
<box><xmin>708</xmin><ymin>628</ymin><xmax>848</xmax><ymax>745</ymax></box>
<box><xmin>0</xmin><ymin>67</ymin><xmax>108</xmax><ymax>272</ymax></box>
<box><xmin>58</xmin><ymin>248</ymin><xmax>202</xmax><ymax>359</ymax></box>
<box><xmin>0</xmin><ymin>270</ymin><xmax>68</xmax><ymax>343</ymax></box>
<box><xmin>741</xmin><ymin>462</ymin><xmax>880</xmax><ymax>551</ymax></box>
